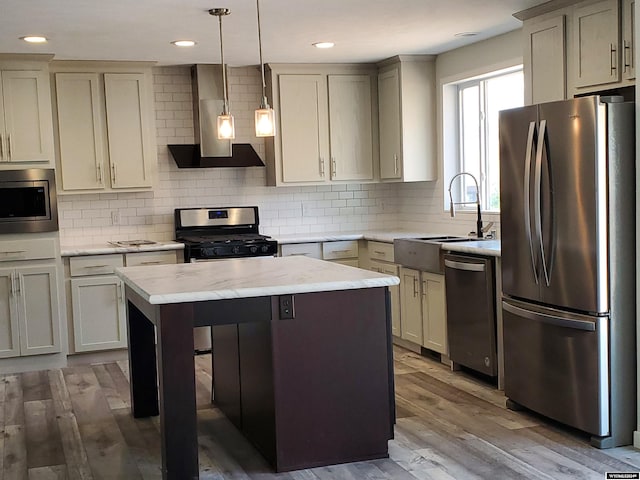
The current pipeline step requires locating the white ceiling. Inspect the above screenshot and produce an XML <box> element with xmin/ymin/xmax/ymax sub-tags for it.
<box><xmin>2</xmin><ymin>0</ymin><xmax>545</xmax><ymax>66</ymax></box>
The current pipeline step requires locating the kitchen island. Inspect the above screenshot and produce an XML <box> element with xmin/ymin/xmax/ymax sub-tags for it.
<box><xmin>116</xmin><ymin>256</ymin><xmax>399</xmax><ymax>479</ymax></box>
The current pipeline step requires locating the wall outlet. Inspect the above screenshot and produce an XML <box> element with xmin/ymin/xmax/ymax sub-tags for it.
<box><xmin>111</xmin><ymin>210</ymin><xmax>121</xmax><ymax>225</ymax></box>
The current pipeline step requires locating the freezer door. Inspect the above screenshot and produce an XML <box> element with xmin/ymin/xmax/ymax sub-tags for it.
<box><xmin>503</xmin><ymin>299</ymin><xmax>609</xmax><ymax>436</ymax></box>
<box><xmin>537</xmin><ymin>97</ymin><xmax>606</xmax><ymax>313</ymax></box>
<box><xmin>499</xmin><ymin>105</ymin><xmax>540</xmax><ymax>301</ymax></box>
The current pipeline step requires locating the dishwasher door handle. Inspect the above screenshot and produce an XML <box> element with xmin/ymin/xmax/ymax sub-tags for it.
<box><xmin>444</xmin><ymin>259</ymin><xmax>485</xmax><ymax>272</ymax></box>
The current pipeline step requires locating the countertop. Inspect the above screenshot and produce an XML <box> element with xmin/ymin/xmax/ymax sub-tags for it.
<box><xmin>439</xmin><ymin>239</ymin><xmax>501</xmax><ymax>257</ymax></box>
<box><xmin>116</xmin><ymin>256</ymin><xmax>400</xmax><ymax>305</ymax></box>
<box><xmin>273</xmin><ymin>231</ymin><xmax>501</xmax><ymax>257</ymax></box>
<box><xmin>60</xmin><ymin>241</ymin><xmax>184</xmax><ymax>257</ymax></box>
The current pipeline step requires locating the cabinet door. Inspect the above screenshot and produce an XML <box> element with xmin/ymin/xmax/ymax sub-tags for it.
<box><xmin>622</xmin><ymin>0</ymin><xmax>635</xmax><ymax>80</ymax></box>
<box><xmin>71</xmin><ymin>276</ymin><xmax>127</xmax><ymax>352</ymax></box>
<box><xmin>104</xmin><ymin>73</ymin><xmax>153</xmax><ymax>189</ymax></box>
<box><xmin>421</xmin><ymin>272</ymin><xmax>447</xmax><ymax>355</ymax></box>
<box><xmin>55</xmin><ymin>73</ymin><xmax>106</xmax><ymax>191</ymax></box>
<box><xmin>16</xmin><ymin>265</ymin><xmax>61</xmax><ymax>355</ymax></box>
<box><xmin>278</xmin><ymin>74</ymin><xmax>329</xmax><ymax>183</ymax></box>
<box><xmin>0</xmin><ymin>70</ymin><xmax>53</xmax><ymax>163</ymax></box>
<box><xmin>573</xmin><ymin>0</ymin><xmax>620</xmax><ymax>88</ymax></box>
<box><xmin>523</xmin><ymin>16</ymin><xmax>566</xmax><ymax>104</ymax></box>
<box><xmin>0</xmin><ymin>268</ymin><xmax>19</xmax><ymax>358</ymax></box>
<box><xmin>399</xmin><ymin>267</ymin><xmax>422</xmax><ymax>344</ymax></box>
<box><xmin>378</xmin><ymin>68</ymin><xmax>402</xmax><ymax>180</ymax></box>
<box><xmin>328</xmin><ymin>75</ymin><xmax>374</xmax><ymax>181</ymax></box>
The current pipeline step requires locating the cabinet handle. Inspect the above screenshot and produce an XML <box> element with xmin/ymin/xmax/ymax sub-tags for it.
<box><xmin>412</xmin><ymin>276</ymin><xmax>418</xmax><ymax>297</ymax></box>
<box><xmin>331</xmin><ymin>157</ymin><xmax>337</xmax><ymax>178</ymax></box>
<box><xmin>84</xmin><ymin>264</ymin><xmax>109</xmax><ymax>269</ymax></box>
<box><xmin>0</xmin><ymin>250</ymin><xmax>26</xmax><ymax>255</ymax></box>
<box><xmin>6</xmin><ymin>135</ymin><xmax>11</xmax><ymax>161</ymax></box>
<box><xmin>373</xmin><ymin>250</ymin><xmax>386</xmax><ymax>256</ymax></box>
<box><xmin>421</xmin><ymin>280</ymin><xmax>427</xmax><ymax>297</ymax></box>
<box><xmin>394</xmin><ymin>154</ymin><xmax>398</xmax><ymax>175</ymax></box>
<box><xmin>10</xmin><ymin>272</ymin><xmax>15</xmax><ymax>296</ymax></box>
<box><xmin>624</xmin><ymin>40</ymin><xmax>632</xmax><ymax>72</ymax></box>
<box><xmin>140</xmin><ymin>261</ymin><xmax>162</xmax><ymax>265</ymax></box>
<box><xmin>331</xmin><ymin>249</ymin><xmax>352</xmax><ymax>254</ymax></box>
<box><xmin>111</xmin><ymin>163</ymin><xmax>117</xmax><ymax>184</ymax></box>
<box><xmin>117</xmin><ymin>282</ymin><xmax>123</xmax><ymax>303</ymax></box>
<box><xmin>97</xmin><ymin>163</ymin><xmax>103</xmax><ymax>184</ymax></box>
<box><xmin>288</xmin><ymin>252</ymin><xmax>310</xmax><ymax>256</ymax></box>
<box><xmin>14</xmin><ymin>273</ymin><xmax>21</xmax><ymax>295</ymax></box>
<box><xmin>0</xmin><ymin>134</ymin><xmax>3</xmax><ymax>160</ymax></box>
<box><xmin>610</xmin><ymin>43</ymin><xmax>617</xmax><ymax>74</ymax></box>
<box><xmin>319</xmin><ymin>157</ymin><xmax>325</xmax><ymax>177</ymax></box>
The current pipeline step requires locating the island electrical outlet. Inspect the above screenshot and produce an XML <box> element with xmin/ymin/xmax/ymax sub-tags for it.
<box><xmin>279</xmin><ymin>295</ymin><xmax>295</xmax><ymax>319</ymax></box>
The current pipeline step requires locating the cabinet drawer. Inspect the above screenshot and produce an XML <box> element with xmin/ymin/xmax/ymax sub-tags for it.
<box><xmin>322</xmin><ymin>240</ymin><xmax>359</xmax><ymax>260</ymax></box>
<box><xmin>0</xmin><ymin>238</ymin><xmax>56</xmax><ymax>262</ymax></box>
<box><xmin>370</xmin><ymin>260</ymin><xmax>399</xmax><ymax>276</ymax></box>
<box><xmin>280</xmin><ymin>243</ymin><xmax>322</xmax><ymax>259</ymax></box>
<box><xmin>368</xmin><ymin>241</ymin><xmax>394</xmax><ymax>262</ymax></box>
<box><xmin>125</xmin><ymin>251</ymin><xmax>177</xmax><ymax>267</ymax></box>
<box><xmin>69</xmin><ymin>254</ymin><xmax>124</xmax><ymax>276</ymax></box>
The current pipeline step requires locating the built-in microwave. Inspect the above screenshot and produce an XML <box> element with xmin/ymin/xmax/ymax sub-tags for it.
<box><xmin>0</xmin><ymin>169</ymin><xmax>58</xmax><ymax>233</ymax></box>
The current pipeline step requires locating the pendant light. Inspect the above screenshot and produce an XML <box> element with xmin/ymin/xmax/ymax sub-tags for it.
<box><xmin>209</xmin><ymin>8</ymin><xmax>235</xmax><ymax>140</ymax></box>
<box><xmin>254</xmin><ymin>0</ymin><xmax>276</xmax><ymax>137</ymax></box>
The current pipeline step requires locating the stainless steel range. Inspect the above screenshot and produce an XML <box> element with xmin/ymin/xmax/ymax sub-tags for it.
<box><xmin>175</xmin><ymin>206</ymin><xmax>278</xmax><ymax>262</ymax></box>
<box><xmin>175</xmin><ymin>206</ymin><xmax>278</xmax><ymax>353</ymax></box>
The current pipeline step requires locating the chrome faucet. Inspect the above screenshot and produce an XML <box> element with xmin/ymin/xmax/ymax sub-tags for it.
<box><xmin>448</xmin><ymin>172</ymin><xmax>484</xmax><ymax>238</ymax></box>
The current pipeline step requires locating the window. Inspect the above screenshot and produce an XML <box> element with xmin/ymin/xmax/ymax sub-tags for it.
<box><xmin>446</xmin><ymin>67</ymin><xmax>523</xmax><ymax>213</ymax></box>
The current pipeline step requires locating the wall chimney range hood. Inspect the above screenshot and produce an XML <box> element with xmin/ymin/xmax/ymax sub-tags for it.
<box><xmin>168</xmin><ymin>65</ymin><xmax>264</xmax><ymax>168</ymax></box>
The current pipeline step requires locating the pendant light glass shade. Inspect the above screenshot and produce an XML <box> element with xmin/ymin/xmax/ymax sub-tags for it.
<box><xmin>210</xmin><ymin>8</ymin><xmax>235</xmax><ymax>140</ymax></box>
<box><xmin>217</xmin><ymin>114</ymin><xmax>235</xmax><ymax>140</ymax></box>
<box><xmin>254</xmin><ymin>0</ymin><xmax>276</xmax><ymax>137</ymax></box>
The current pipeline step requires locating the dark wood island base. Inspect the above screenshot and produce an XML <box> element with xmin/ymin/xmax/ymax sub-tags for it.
<box><xmin>125</xmin><ymin>286</ymin><xmax>395</xmax><ymax>479</ymax></box>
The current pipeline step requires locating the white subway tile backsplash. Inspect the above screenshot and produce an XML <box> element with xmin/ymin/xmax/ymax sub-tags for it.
<box><xmin>58</xmin><ymin>65</ymin><xmax>400</xmax><ymax>245</ymax></box>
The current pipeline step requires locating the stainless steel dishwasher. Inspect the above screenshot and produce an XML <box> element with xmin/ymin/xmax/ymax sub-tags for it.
<box><xmin>444</xmin><ymin>253</ymin><xmax>497</xmax><ymax>377</ymax></box>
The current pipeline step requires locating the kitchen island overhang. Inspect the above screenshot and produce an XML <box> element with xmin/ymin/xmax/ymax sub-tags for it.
<box><xmin>116</xmin><ymin>256</ymin><xmax>400</xmax><ymax>479</ymax></box>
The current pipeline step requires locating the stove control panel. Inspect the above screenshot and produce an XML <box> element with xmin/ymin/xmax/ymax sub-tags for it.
<box><xmin>186</xmin><ymin>240</ymin><xmax>278</xmax><ymax>261</ymax></box>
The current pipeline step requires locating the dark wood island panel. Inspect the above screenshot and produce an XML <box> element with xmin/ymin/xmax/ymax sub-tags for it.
<box><xmin>213</xmin><ymin>287</ymin><xmax>395</xmax><ymax>472</ymax></box>
<box><xmin>125</xmin><ymin>284</ymin><xmax>395</xmax><ymax>479</ymax></box>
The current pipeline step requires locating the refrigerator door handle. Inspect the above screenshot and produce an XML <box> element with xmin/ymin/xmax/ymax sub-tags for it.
<box><xmin>534</xmin><ymin>119</ymin><xmax>551</xmax><ymax>286</ymax></box>
<box><xmin>524</xmin><ymin>120</ymin><xmax>539</xmax><ymax>284</ymax></box>
<box><xmin>502</xmin><ymin>301</ymin><xmax>596</xmax><ymax>331</ymax></box>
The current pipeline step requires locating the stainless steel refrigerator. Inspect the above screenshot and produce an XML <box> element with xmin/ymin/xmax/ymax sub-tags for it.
<box><xmin>499</xmin><ymin>95</ymin><xmax>636</xmax><ymax>448</ymax></box>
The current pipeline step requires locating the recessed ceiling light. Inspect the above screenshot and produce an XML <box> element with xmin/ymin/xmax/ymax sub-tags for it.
<box><xmin>171</xmin><ymin>40</ymin><xmax>196</xmax><ymax>47</ymax></box>
<box><xmin>313</xmin><ymin>42</ymin><xmax>335</xmax><ymax>49</ymax></box>
<box><xmin>454</xmin><ymin>32</ymin><xmax>478</xmax><ymax>38</ymax></box>
<box><xmin>20</xmin><ymin>36</ymin><xmax>48</xmax><ymax>44</ymax></box>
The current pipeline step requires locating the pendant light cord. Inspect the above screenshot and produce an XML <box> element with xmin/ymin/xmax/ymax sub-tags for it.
<box><xmin>256</xmin><ymin>0</ymin><xmax>268</xmax><ymax>108</ymax></box>
<box><xmin>218</xmin><ymin>13</ymin><xmax>229</xmax><ymax>114</ymax></box>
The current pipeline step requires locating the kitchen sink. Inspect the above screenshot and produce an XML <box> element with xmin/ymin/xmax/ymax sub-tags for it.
<box><xmin>393</xmin><ymin>236</ymin><xmax>483</xmax><ymax>273</ymax></box>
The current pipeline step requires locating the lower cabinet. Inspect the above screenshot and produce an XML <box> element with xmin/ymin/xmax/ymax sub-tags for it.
<box><xmin>0</xmin><ymin>265</ymin><xmax>61</xmax><ymax>358</ymax></box>
<box><xmin>399</xmin><ymin>267</ymin><xmax>448</xmax><ymax>355</ymax></box>
<box><xmin>369</xmin><ymin>259</ymin><xmax>401</xmax><ymax>337</ymax></box>
<box><xmin>67</xmin><ymin>249</ymin><xmax>178</xmax><ymax>353</ymax></box>
<box><xmin>71</xmin><ymin>275</ymin><xmax>126</xmax><ymax>352</ymax></box>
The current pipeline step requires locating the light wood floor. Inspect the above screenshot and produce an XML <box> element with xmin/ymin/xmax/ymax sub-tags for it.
<box><xmin>2</xmin><ymin>346</ymin><xmax>640</xmax><ymax>479</ymax></box>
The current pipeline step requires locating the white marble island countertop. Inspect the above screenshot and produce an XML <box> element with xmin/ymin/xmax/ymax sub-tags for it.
<box><xmin>116</xmin><ymin>256</ymin><xmax>400</xmax><ymax>305</ymax></box>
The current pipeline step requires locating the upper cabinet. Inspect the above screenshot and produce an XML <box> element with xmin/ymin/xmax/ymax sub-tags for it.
<box><xmin>622</xmin><ymin>0</ymin><xmax>635</xmax><ymax>80</ymax></box>
<box><xmin>572</xmin><ymin>0</ymin><xmax>620</xmax><ymax>88</ymax></box>
<box><xmin>523</xmin><ymin>15</ymin><xmax>567</xmax><ymax>104</ymax></box>
<box><xmin>518</xmin><ymin>0</ymin><xmax>634</xmax><ymax>102</ymax></box>
<box><xmin>51</xmin><ymin>61</ymin><xmax>157</xmax><ymax>194</ymax></box>
<box><xmin>377</xmin><ymin>56</ymin><xmax>436</xmax><ymax>183</ymax></box>
<box><xmin>0</xmin><ymin>55</ymin><xmax>55</xmax><ymax>168</ymax></box>
<box><xmin>265</xmin><ymin>64</ymin><xmax>378</xmax><ymax>186</ymax></box>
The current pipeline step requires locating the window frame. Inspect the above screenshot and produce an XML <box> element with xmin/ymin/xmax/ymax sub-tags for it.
<box><xmin>443</xmin><ymin>65</ymin><xmax>523</xmax><ymax>216</ymax></box>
